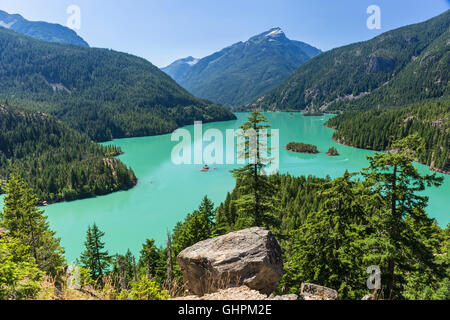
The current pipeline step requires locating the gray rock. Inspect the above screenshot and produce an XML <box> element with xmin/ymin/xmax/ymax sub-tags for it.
<box><xmin>177</xmin><ymin>227</ymin><xmax>283</xmax><ymax>296</ymax></box>
<box><xmin>362</xmin><ymin>294</ymin><xmax>376</xmax><ymax>300</ymax></box>
<box><xmin>300</xmin><ymin>283</ymin><xmax>338</xmax><ymax>300</ymax></box>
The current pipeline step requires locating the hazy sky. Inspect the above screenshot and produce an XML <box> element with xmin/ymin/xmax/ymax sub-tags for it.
<box><xmin>1</xmin><ymin>0</ymin><xmax>449</xmax><ymax>67</ymax></box>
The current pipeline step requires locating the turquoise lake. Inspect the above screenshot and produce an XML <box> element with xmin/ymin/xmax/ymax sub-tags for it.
<box><xmin>1</xmin><ymin>112</ymin><xmax>449</xmax><ymax>263</ymax></box>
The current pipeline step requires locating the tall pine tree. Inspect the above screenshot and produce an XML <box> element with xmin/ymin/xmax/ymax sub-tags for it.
<box><xmin>231</xmin><ymin>111</ymin><xmax>280</xmax><ymax>229</ymax></box>
<box><xmin>80</xmin><ymin>223</ymin><xmax>110</xmax><ymax>280</ymax></box>
<box><xmin>0</xmin><ymin>174</ymin><xmax>64</xmax><ymax>275</ymax></box>
<box><xmin>362</xmin><ymin>134</ymin><xmax>444</xmax><ymax>299</ymax></box>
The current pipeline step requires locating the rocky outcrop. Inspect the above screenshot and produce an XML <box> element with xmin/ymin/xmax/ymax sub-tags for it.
<box><xmin>300</xmin><ymin>283</ymin><xmax>338</xmax><ymax>300</ymax></box>
<box><xmin>173</xmin><ymin>286</ymin><xmax>269</xmax><ymax>300</ymax></box>
<box><xmin>177</xmin><ymin>227</ymin><xmax>283</xmax><ymax>296</ymax></box>
<box><xmin>172</xmin><ymin>286</ymin><xmax>300</xmax><ymax>300</ymax></box>
<box><xmin>365</xmin><ymin>56</ymin><xmax>395</xmax><ymax>73</ymax></box>
<box><xmin>172</xmin><ymin>284</ymin><xmax>339</xmax><ymax>301</ymax></box>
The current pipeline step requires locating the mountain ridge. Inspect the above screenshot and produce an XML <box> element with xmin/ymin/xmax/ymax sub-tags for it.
<box><xmin>245</xmin><ymin>10</ymin><xmax>450</xmax><ymax>111</ymax></box>
<box><xmin>162</xmin><ymin>28</ymin><xmax>321</xmax><ymax>107</ymax></box>
<box><xmin>0</xmin><ymin>27</ymin><xmax>236</xmax><ymax>142</ymax></box>
<box><xmin>0</xmin><ymin>9</ymin><xmax>89</xmax><ymax>47</ymax></box>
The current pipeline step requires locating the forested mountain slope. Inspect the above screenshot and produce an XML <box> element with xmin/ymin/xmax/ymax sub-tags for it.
<box><xmin>247</xmin><ymin>10</ymin><xmax>449</xmax><ymax>111</ymax></box>
<box><xmin>0</xmin><ymin>104</ymin><xmax>137</xmax><ymax>203</ymax></box>
<box><xmin>0</xmin><ymin>28</ymin><xmax>236</xmax><ymax>142</ymax></box>
<box><xmin>163</xmin><ymin>28</ymin><xmax>321</xmax><ymax>107</ymax></box>
<box><xmin>0</xmin><ymin>10</ymin><xmax>89</xmax><ymax>47</ymax></box>
<box><xmin>326</xmin><ymin>99</ymin><xmax>450</xmax><ymax>173</ymax></box>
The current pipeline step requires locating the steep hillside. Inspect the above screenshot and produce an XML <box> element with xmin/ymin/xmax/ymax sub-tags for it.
<box><xmin>0</xmin><ymin>10</ymin><xmax>89</xmax><ymax>47</ymax></box>
<box><xmin>326</xmin><ymin>99</ymin><xmax>450</xmax><ymax>173</ymax></box>
<box><xmin>0</xmin><ymin>104</ymin><xmax>137</xmax><ymax>203</ymax></box>
<box><xmin>247</xmin><ymin>10</ymin><xmax>449</xmax><ymax>111</ymax></box>
<box><xmin>0</xmin><ymin>28</ymin><xmax>236</xmax><ymax>141</ymax></box>
<box><xmin>163</xmin><ymin>28</ymin><xmax>321</xmax><ymax>107</ymax></box>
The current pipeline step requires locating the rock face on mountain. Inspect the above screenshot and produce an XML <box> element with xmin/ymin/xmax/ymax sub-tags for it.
<box><xmin>0</xmin><ymin>10</ymin><xmax>88</xmax><ymax>47</ymax></box>
<box><xmin>162</xmin><ymin>28</ymin><xmax>321</xmax><ymax>107</ymax></box>
<box><xmin>177</xmin><ymin>227</ymin><xmax>283</xmax><ymax>296</ymax></box>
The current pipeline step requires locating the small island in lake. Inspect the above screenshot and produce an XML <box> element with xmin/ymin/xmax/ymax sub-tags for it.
<box><xmin>286</xmin><ymin>142</ymin><xmax>319</xmax><ymax>154</ymax></box>
<box><xmin>326</xmin><ymin>147</ymin><xmax>340</xmax><ymax>156</ymax></box>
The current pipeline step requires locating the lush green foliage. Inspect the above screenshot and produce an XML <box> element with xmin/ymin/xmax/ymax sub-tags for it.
<box><xmin>119</xmin><ymin>277</ymin><xmax>170</xmax><ymax>300</ymax></box>
<box><xmin>326</xmin><ymin>147</ymin><xmax>339</xmax><ymax>156</ymax></box>
<box><xmin>137</xmin><ymin>239</ymin><xmax>167</xmax><ymax>284</ymax></box>
<box><xmin>0</xmin><ymin>27</ymin><xmax>236</xmax><ymax>142</ymax></box>
<box><xmin>360</xmin><ymin>135</ymin><xmax>443</xmax><ymax>298</ymax></box>
<box><xmin>282</xmin><ymin>172</ymin><xmax>378</xmax><ymax>299</ymax></box>
<box><xmin>229</xmin><ymin>111</ymin><xmax>281</xmax><ymax>229</ymax></box>
<box><xmin>80</xmin><ymin>224</ymin><xmax>111</xmax><ymax>280</ymax></box>
<box><xmin>326</xmin><ymin>100</ymin><xmax>450</xmax><ymax>172</ymax></box>
<box><xmin>248</xmin><ymin>10</ymin><xmax>449</xmax><ymax>111</ymax></box>
<box><xmin>112</xmin><ymin>249</ymin><xmax>137</xmax><ymax>290</ymax></box>
<box><xmin>0</xmin><ymin>230</ymin><xmax>43</xmax><ymax>300</ymax></box>
<box><xmin>0</xmin><ymin>175</ymin><xmax>65</xmax><ymax>274</ymax></box>
<box><xmin>286</xmin><ymin>142</ymin><xmax>319</xmax><ymax>154</ymax></box>
<box><xmin>164</xmin><ymin>28</ymin><xmax>320</xmax><ymax>107</ymax></box>
<box><xmin>172</xmin><ymin>196</ymin><xmax>216</xmax><ymax>257</ymax></box>
<box><xmin>0</xmin><ymin>104</ymin><xmax>137</xmax><ymax>203</ymax></box>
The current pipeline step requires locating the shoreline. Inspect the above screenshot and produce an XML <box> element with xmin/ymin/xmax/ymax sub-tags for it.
<box><xmin>328</xmin><ymin>132</ymin><xmax>449</xmax><ymax>175</ymax></box>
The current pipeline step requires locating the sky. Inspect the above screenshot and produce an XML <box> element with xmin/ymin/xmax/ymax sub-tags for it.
<box><xmin>1</xmin><ymin>0</ymin><xmax>449</xmax><ymax>67</ymax></box>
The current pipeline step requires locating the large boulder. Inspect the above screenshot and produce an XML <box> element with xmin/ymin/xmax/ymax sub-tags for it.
<box><xmin>177</xmin><ymin>227</ymin><xmax>283</xmax><ymax>296</ymax></box>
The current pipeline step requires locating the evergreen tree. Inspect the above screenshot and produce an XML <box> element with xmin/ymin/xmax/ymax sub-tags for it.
<box><xmin>0</xmin><ymin>230</ymin><xmax>43</xmax><ymax>300</ymax></box>
<box><xmin>80</xmin><ymin>223</ymin><xmax>110</xmax><ymax>280</ymax></box>
<box><xmin>0</xmin><ymin>175</ymin><xmax>65</xmax><ymax>274</ymax></box>
<box><xmin>113</xmin><ymin>249</ymin><xmax>136</xmax><ymax>290</ymax></box>
<box><xmin>172</xmin><ymin>196</ymin><xmax>216</xmax><ymax>256</ymax></box>
<box><xmin>283</xmin><ymin>171</ymin><xmax>380</xmax><ymax>299</ymax></box>
<box><xmin>138</xmin><ymin>239</ymin><xmax>161</xmax><ymax>279</ymax></box>
<box><xmin>362</xmin><ymin>134</ymin><xmax>444</xmax><ymax>299</ymax></box>
<box><xmin>231</xmin><ymin>111</ymin><xmax>280</xmax><ymax>229</ymax></box>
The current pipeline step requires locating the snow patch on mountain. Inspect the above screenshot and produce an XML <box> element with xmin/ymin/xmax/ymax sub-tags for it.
<box><xmin>265</xmin><ymin>28</ymin><xmax>284</xmax><ymax>37</ymax></box>
<box><xmin>186</xmin><ymin>58</ymin><xmax>199</xmax><ymax>66</ymax></box>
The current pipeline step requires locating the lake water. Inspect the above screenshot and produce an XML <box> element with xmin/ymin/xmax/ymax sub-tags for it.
<box><xmin>1</xmin><ymin>113</ymin><xmax>448</xmax><ymax>263</ymax></box>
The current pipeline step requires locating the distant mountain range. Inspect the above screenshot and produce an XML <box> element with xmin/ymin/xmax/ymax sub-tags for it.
<box><xmin>247</xmin><ymin>10</ymin><xmax>449</xmax><ymax>112</ymax></box>
<box><xmin>0</xmin><ymin>9</ymin><xmax>89</xmax><ymax>47</ymax></box>
<box><xmin>162</xmin><ymin>28</ymin><xmax>321</xmax><ymax>107</ymax></box>
<box><xmin>0</xmin><ymin>27</ymin><xmax>235</xmax><ymax>142</ymax></box>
